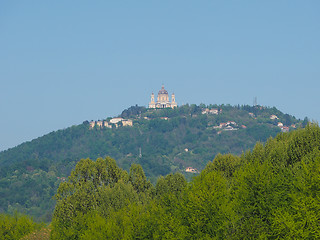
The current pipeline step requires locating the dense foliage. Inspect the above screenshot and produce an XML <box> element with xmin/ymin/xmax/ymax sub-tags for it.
<box><xmin>0</xmin><ymin>104</ymin><xmax>302</xmax><ymax>220</ymax></box>
<box><xmin>51</xmin><ymin>124</ymin><xmax>320</xmax><ymax>239</ymax></box>
<box><xmin>0</xmin><ymin>212</ymin><xmax>44</xmax><ymax>240</ymax></box>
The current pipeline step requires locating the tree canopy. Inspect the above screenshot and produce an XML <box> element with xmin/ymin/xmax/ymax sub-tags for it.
<box><xmin>50</xmin><ymin>124</ymin><xmax>320</xmax><ymax>239</ymax></box>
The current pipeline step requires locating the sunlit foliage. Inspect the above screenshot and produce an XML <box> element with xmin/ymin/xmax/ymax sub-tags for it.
<box><xmin>50</xmin><ymin>124</ymin><xmax>320</xmax><ymax>239</ymax></box>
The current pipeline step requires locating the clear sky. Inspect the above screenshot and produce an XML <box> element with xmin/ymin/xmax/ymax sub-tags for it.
<box><xmin>1</xmin><ymin>1</ymin><xmax>319</xmax><ymax>151</ymax></box>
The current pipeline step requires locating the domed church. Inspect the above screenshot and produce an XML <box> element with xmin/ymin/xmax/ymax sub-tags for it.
<box><xmin>148</xmin><ymin>85</ymin><xmax>177</xmax><ymax>109</ymax></box>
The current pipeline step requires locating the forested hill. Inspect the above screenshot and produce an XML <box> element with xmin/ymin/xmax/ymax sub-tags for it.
<box><xmin>50</xmin><ymin>124</ymin><xmax>320</xmax><ymax>239</ymax></box>
<box><xmin>0</xmin><ymin>104</ymin><xmax>307</xmax><ymax>220</ymax></box>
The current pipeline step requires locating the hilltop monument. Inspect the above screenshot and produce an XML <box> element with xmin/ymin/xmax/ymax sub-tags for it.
<box><xmin>148</xmin><ymin>85</ymin><xmax>177</xmax><ymax>109</ymax></box>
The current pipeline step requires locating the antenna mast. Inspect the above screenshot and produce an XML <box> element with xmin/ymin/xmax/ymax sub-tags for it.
<box><xmin>253</xmin><ymin>97</ymin><xmax>257</xmax><ymax>106</ymax></box>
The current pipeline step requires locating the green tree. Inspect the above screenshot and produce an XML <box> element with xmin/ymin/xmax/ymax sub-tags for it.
<box><xmin>202</xmin><ymin>153</ymin><xmax>241</xmax><ymax>178</ymax></box>
<box><xmin>51</xmin><ymin>157</ymin><xmax>130</xmax><ymax>240</ymax></box>
<box><xmin>129</xmin><ymin>164</ymin><xmax>149</xmax><ymax>193</ymax></box>
<box><xmin>182</xmin><ymin>171</ymin><xmax>231</xmax><ymax>239</ymax></box>
<box><xmin>0</xmin><ymin>212</ymin><xmax>44</xmax><ymax>240</ymax></box>
<box><xmin>272</xmin><ymin>149</ymin><xmax>320</xmax><ymax>239</ymax></box>
<box><xmin>155</xmin><ymin>172</ymin><xmax>187</xmax><ymax>197</ymax></box>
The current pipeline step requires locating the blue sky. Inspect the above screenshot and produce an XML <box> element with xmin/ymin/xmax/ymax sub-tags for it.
<box><xmin>1</xmin><ymin>1</ymin><xmax>319</xmax><ymax>151</ymax></box>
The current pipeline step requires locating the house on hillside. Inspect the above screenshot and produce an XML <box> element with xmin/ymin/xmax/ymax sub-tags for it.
<box><xmin>202</xmin><ymin>108</ymin><xmax>219</xmax><ymax>115</ymax></box>
<box><xmin>89</xmin><ymin>117</ymin><xmax>133</xmax><ymax>130</ymax></box>
<box><xmin>220</xmin><ymin>123</ymin><xmax>227</xmax><ymax>128</ymax></box>
<box><xmin>104</xmin><ymin>121</ymin><xmax>112</xmax><ymax>128</ymax></box>
<box><xmin>227</xmin><ymin>121</ymin><xmax>237</xmax><ymax>126</ymax></box>
<box><xmin>213</xmin><ymin>122</ymin><xmax>227</xmax><ymax>129</ymax></box>
<box><xmin>110</xmin><ymin>118</ymin><xmax>123</xmax><ymax>124</ymax></box>
<box><xmin>209</xmin><ymin>109</ymin><xmax>219</xmax><ymax>114</ymax></box>
<box><xmin>202</xmin><ymin>108</ymin><xmax>209</xmax><ymax>114</ymax></box>
<box><xmin>281</xmin><ymin>126</ymin><xmax>289</xmax><ymax>132</ymax></box>
<box><xmin>270</xmin><ymin>115</ymin><xmax>279</xmax><ymax>120</ymax></box>
<box><xmin>185</xmin><ymin>167</ymin><xmax>198</xmax><ymax>173</ymax></box>
<box><xmin>122</xmin><ymin>119</ymin><xmax>133</xmax><ymax>127</ymax></box>
<box><xmin>224</xmin><ymin>126</ymin><xmax>238</xmax><ymax>131</ymax></box>
<box><xmin>278</xmin><ymin>122</ymin><xmax>284</xmax><ymax>127</ymax></box>
<box><xmin>96</xmin><ymin>121</ymin><xmax>103</xmax><ymax>128</ymax></box>
<box><xmin>89</xmin><ymin>121</ymin><xmax>96</xmax><ymax>129</ymax></box>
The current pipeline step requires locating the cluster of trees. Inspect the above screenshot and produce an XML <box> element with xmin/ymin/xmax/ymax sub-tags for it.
<box><xmin>51</xmin><ymin>124</ymin><xmax>320</xmax><ymax>239</ymax></box>
<box><xmin>0</xmin><ymin>212</ymin><xmax>44</xmax><ymax>239</ymax></box>
<box><xmin>0</xmin><ymin>104</ymin><xmax>303</xmax><ymax>220</ymax></box>
<box><xmin>0</xmin><ymin>168</ymin><xmax>58</xmax><ymax>222</ymax></box>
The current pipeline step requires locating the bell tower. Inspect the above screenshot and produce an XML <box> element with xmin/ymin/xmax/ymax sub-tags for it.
<box><xmin>148</xmin><ymin>93</ymin><xmax>156</xmax><ymax>108</ymax></box>
<box><xmin>171</xmin><ymin>93</ymin><xmax>177</xmax><ymax>108</ymax></box>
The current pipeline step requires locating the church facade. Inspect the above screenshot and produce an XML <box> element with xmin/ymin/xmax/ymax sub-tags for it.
<box><xmin>148</xmin><ymin>85</ymin><xmax>177</xmax><ymax>109</ymax></box>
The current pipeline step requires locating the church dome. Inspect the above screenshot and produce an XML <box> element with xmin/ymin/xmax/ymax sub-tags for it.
<box><xmin>158</xmin><ymin>85</ymin><xmax>168</xmax><ymax>95</ymax></box>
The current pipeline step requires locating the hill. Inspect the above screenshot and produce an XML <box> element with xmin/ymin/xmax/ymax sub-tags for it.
<box><xmin>0</xmin><ymin>104</ymin><xmax>306</xmax><ymax>220</ymax></box>
<box><xmin>49</xmin><ymin>124</ymin><xmax>320</xmax><ymax>239</ymax></box>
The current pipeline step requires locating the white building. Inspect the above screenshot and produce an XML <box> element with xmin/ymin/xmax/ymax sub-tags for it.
<box><xmin>110</xmin><ymin>118</ymin><xmax>123</xmax><ymax>124</ymax></box>
<box><xmin>149</xmin><ymin>85</ymin><xmax>177</xmax><ymax>109</ymax></box>
<box><xmin>96</xmin><ymin>121</ymin><xmax>103</xmax><ymax>128</ymax></box>
<box><xmin>89</xmin><ymin>121</ymin><xmax>95</xmax><ymax>129</ymax></box>
<box><xmin>122</xmin><ymin>119</ymin><xmax>133</xmax><ymax>127</ymax></box>
<box><xmin>104</xmin><ymin>121</ymin><xmax>112</xmax><ymax>128</ymax></box>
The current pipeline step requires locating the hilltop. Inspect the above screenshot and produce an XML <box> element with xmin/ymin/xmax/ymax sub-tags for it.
<box><xmin>0</xmin><ymin>104</ymin><xmax>306</xmax><ymax>220</ymax></box>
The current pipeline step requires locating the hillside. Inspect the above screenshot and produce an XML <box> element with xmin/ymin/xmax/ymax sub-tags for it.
<box><xmin>50</xmin><ymin>124</ymin><xmax>320</xmax><ymax>239</ymax></box>
<box><xmin>0</xmin><ymin>104</ymin><xmax>306</xmax><ymax>220</ymax></box>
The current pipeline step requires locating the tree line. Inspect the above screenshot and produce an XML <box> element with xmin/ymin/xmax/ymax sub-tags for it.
<box><xmin>50</xmin><ymin>123</ymin><xmax>320</xmax><ymax>239</ymax></box>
